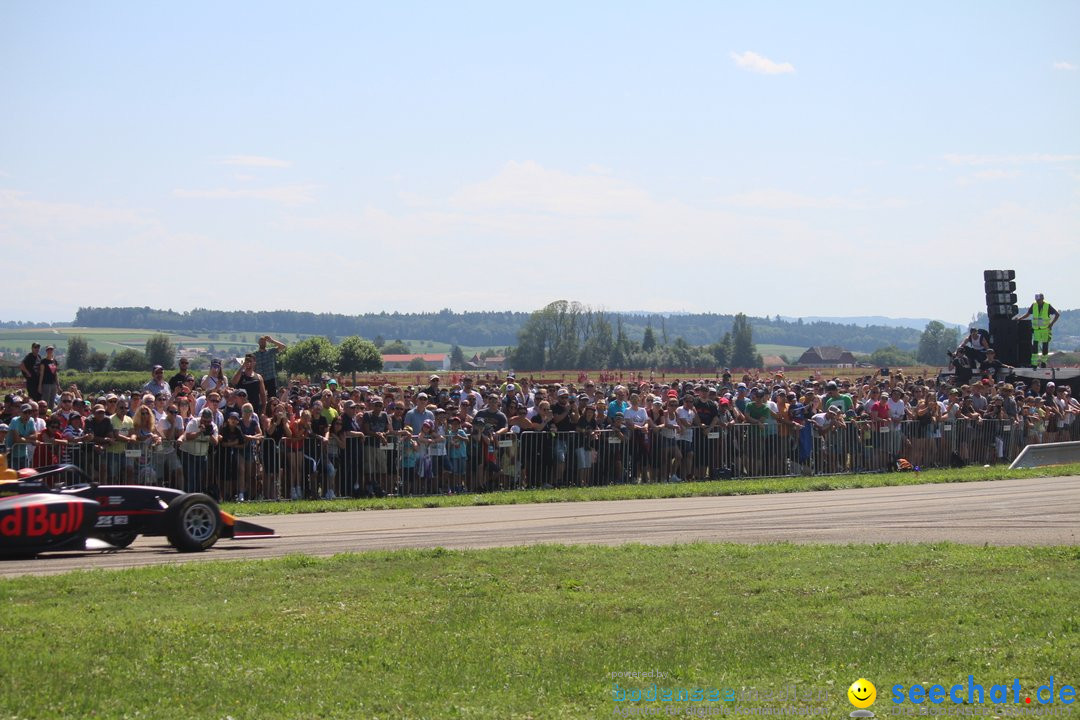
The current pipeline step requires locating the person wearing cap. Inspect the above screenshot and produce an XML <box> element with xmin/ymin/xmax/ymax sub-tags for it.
<box><xmin>180</xmin><ymin>407</ymin><xmax>220</xmax><ymax>494</ymax></box>
<box><xmin>201</xmin><ymin>358</ymin><xmax>229</xmax><ymax>395</ymax></box>
<box><xmin>142</xmin><ymin>364</ymin><xmax>172</xmax><ymax>401</ymax></box>
<box><xmin>821</xmin><ymin>381</ymin><xmax>854</xmax><ymax>415</ymax></box>
<box><xmin>169</xmin><ymin>357</ymin><xmax>194</xmax><ymax>393</ymax></box>
<box><xmin>404</xmin><ymin>392</ymin><xmax>435</xmax><ymax>436</ymax></box>
<box><xmin>1015</xmin><ymin>293</ymin><xmax>1060</xmax><ymax>368</ymax></box>
<box><xmin>4</xmin><ymin>403</ymin><xmax>38</xmax><ymax>470</ymax></box>
<box><xmin>19</xmin><ymin>343</ymin><xmax>42</xmax><ymax>403</ymax></box>
<box><xmin>36</xmin><ymin>345</ymin><xmax>60</xmax><ymax>410</ymax></box>
<box><xmin>362</xmin><ymin>396</ymin><xmax>393</xmax><ymax>495</ymax></box>
<box><xmin>217</xmin><ymin>410</ymin><xmax>246</xmax><ymax>499</ymax></box>
<box><xmin>977</xmin><ymin>348</ymin><xmax>1012</xmax><ymax>383</ymax></box>
<box><xmin>809</xmin><ymin>403</ymin><xmax>846</xmax><ymax>474</ymax></box>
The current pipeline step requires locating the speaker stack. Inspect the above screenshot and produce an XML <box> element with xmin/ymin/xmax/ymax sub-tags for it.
<box><xmin>983</xmin><ymin>270</ymin><xmax>1028</xmax><ymax>367</ymax></box>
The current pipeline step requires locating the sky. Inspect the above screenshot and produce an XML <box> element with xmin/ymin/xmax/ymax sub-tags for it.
<box><xmin>2</xmin><ymin>1</ymin><xmax>1077</xmax><ymax>324</ymax></box>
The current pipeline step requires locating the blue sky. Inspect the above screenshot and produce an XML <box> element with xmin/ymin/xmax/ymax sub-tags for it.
<box><xmin>2</xmin><ymin>1</ymin><xmax>1077</xmax><ymax>324</ymax></box>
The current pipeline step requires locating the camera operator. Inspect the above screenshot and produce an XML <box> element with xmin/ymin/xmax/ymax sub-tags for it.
<box><xmin>180</xmin><ymin>408</ymin><xmax>219</xmax><ymax>495</ymax></box>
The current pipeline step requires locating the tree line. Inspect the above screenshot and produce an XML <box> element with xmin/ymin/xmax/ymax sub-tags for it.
<box><xmin>510</xmin><ymin>301</ymin><xmax>762</xmax><ymax>371</ymax></box>
<box><xmin>72</xmin><ymin>306</ymin><xmax>938</xmax><ymax>352</ymax></box>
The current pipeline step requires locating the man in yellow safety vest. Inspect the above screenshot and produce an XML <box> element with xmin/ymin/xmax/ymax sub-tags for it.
<box><xmin>1015</xmin><ymin>293</ymin><xmax>1060</xmax><ymax>368</ymax></box>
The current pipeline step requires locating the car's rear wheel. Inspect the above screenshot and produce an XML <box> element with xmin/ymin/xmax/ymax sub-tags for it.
<box><xmin>164</xmin><ymin>493</ymin><xmax>221</xmax><ymax>552</ymax></box>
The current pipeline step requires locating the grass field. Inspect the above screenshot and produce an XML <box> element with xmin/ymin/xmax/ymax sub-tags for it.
<box><xmin>1</xmin><ymin>543</ymin><xmax>1076</xmax><ymax>719</ymax></box>
<box><xmin>220</xmin><ymin>463</ymin><xmax>1080</xmax><ymax>516</ymax></box>
<box><xmin>0</xmin><ymin>328</ymin><xmax>502</xmax><ymax>358</ymax></box>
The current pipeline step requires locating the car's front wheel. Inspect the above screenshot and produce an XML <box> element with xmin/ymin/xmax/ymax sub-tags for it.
<box><xmin>164</xmin><ymin>493</ymin><xmax>222</xmax><ymax>552</ymax></box>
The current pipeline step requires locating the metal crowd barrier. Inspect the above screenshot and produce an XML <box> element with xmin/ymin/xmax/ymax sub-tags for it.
<box><xmin>8</xmin><ymin>417</ymin><xmax>1066</xmax><ymax>500</ymax></box>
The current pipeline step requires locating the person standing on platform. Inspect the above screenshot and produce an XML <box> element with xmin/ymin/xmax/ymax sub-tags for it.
<box><xmin>1016</xmin><ymin>293</ymin><xmax>1060</xmax><ymax>368</ymax></box>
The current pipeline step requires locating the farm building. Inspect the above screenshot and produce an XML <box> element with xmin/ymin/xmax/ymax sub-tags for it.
<box><xmin>381</xmin><ymin>353</ymin><xmax>450</xmax><ymax>371</ymax></box>
<box><xmin>796</xmin><ymin>346</ymin><xmax>858</xmax><ymax>368</ymax></box>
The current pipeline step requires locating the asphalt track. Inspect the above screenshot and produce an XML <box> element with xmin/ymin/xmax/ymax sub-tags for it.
<box><xmin>3</xmin><ymin>476</ymin><xmax>1077</xmax><ymax>578</ymax></box>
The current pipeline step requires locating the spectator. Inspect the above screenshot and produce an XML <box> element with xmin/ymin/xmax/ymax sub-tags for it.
<box><xmin>404</xmin><ymin>393</ymin><xmax>434</xmax><ymax>435</ymax></box>
<box><xmin>232</xmin><ymin>354</ymin><xmax>267</xmax><ymax>415</ymax></box>
<box><xmin>168</xmin><ymin>357</ymin><xmax>194</xmax><ymax>392</ymax></box>
<box><xmin>254</xmin><ymin>335</ymin><xmax>287</xmax><ymax>399</ymax></box>
<box><xmin>19</xmin><ymin>343</ymin><xmax>42</xmax><ymax>402</ymax></box>
<box><xmin>37</xmin><ymin>345</ymin><xmax>60</xmax><ymax>409</ymax></box>
<box><xmin>180</xmin><ymin>408</ymin><xmax>219</xmax><ymax>496</ymax></box>
<box><xmin>362</xmin><ymin>397</ymin><xmax>392</xmax><ymax>496</ymax></box>
<box><xmin>474</xmin><ymin>393</ymin><xmax>507</xmax><ymax>433</ymax></box>
<box><xmin>5</xmin><ymin>404</ymin><xmax>37</xmax><ymax>470</ymax></box>
<box><xmin>821</xmin><ymin>381</ymin><xmax>854</xmax><ymax>414</ymax></box>
<box><xmin>201</xmin><ymin>359</ymin><xmax>229</xmax><ymax>395</ymax></box>
<box><xmin>157</xmin><ymin>401</ymin><xmax>185</xmax><ymax>488</ymax></box>
<box><xmin>143</xmin><ymin>365</ymin><xmax>171</xmax><ymax>400</ymax></box>
<box><xmin>107</xmin><ymin>399</ymin><xmax>135</xmax><ymax>483</ymax></box>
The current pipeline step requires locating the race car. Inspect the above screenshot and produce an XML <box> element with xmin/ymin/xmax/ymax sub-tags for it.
<box><xmin>0</xmin><ymin>464</ymin><xmax>277</xmax><ymax>556</ymax></box>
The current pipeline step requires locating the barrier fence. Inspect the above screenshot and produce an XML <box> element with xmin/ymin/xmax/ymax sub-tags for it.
<box><xmin>8</xmin><ymin>418</ymin><xmax>1077</xmax><ymax>500</ymax></box>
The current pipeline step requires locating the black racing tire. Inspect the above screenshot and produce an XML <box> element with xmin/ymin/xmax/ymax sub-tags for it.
<box><xmin>101</xmin><ymin>531</ymin><xmax>138</xmax><ymax>549</ymax></box>
<box><xmin>164</xmin><ymin>493</ymin><xmax>222</xmax><ymax>552</ymax></box>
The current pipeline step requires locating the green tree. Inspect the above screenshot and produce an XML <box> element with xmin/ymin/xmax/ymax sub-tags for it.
<box><xmin>449</xmin><ymin>345</ymin><xmax>465</xmax><ymax>370</ymax></box>
<box><xmin>87</xmin><ymin>351</ymin><xmax>109</xmax><ymax>372</ymax></box>
<box><xmin>730</xmin><ymin>313</ymin><xmax>760</xmax><ymax>368</ymax></box>
<box><xmin>280</xmin><ymin>337</ymin><xmax>338</xmax><ymax>381</ymax></box>
<box><xmin>66</xmin><ymin>335</ymin><xmax>91</xmax><ymax>371</ymax></box>
<box><xmin>337</xmin><ymin>336</ymin><xmax>382</xmax><ymax>385</ymax></box>
<box><xmin>642</xmin><ymin>325</ymin><xmax>657</xmax><ymax>353</ymax></box>
<box><xmin>870</xmin><ymin>345</ymin><xmax>917</xmax><ymax>368</ymax></box>
<box><xmin>382</xmin><ymin>339</ymin><xmax>411</xmax><ymax>354</ymax></box>
<box><xmin>511</xmin><ymin>300</ymin><xmax>588</xmax><ymax>370</ymax></box>
<box><xmin>145</xmin><ymin>333</ymin><xmax>177</xmax><ymax>369</ymax></box>
<box><xmin>708</xmin><ymin>333</ymin><xmax>731</xmax><ymax>368</ymax></box>
<box><xmin>110</xmin><ymin>348</ymin><xmax>148</xmax><ymax>371</ymax></box>
<box><xmin>916</xmin><ymin>322</ymin><xmax>959</xmax><ymax>365</ymax></box>
<box><xmin>406</xmin><ymin>356</ymin><xmax>429</xmax><ymax>371</ymax></box>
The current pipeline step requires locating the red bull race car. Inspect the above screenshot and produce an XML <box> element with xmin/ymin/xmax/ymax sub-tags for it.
<box><xmin>0</xmin><ymin>464</ymin><xmax>276</xmax><ymax>557</ymax></box>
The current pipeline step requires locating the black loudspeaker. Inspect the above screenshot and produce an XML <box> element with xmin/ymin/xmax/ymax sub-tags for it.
<box><xmin>1016</xmin><ymin>320</ymin><xmax>1033</xmax><ymax>365</ymax></box>
<box><xmin>984</xmin><ymin>270</ymin><xmax>1019</xmax><ymax>319</ymax></box>
<box><xmin>989</xmin><ymin>317</ymin><xmax>1018</xmax><ymax>367</ymax></box>
<box><xmin>984</xmin><ymin>279</ymin><xmax>1016</xmax><ymax>292</ymax></box>
<box><xmin>988</xmin><ymin>303</ymin><xmax>1019</xmax><ymax>318</ymax></box>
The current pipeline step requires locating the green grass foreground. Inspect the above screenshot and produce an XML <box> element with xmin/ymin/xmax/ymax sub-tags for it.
<box><xmin>222</xmin><ymin>462</ymin><xmax>1080</xmax><ymax>516</ymax></box>
<box><xmin>2</xmin><ymin>544</ymin><xmax>1078</xmax><ymax>719</ymax></box>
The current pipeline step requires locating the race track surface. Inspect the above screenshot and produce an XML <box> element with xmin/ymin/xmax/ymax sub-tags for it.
<box><xmin>3</xmin><ymin>476</ymin><xmax>1077</xmax><ymax>578</ymax></box>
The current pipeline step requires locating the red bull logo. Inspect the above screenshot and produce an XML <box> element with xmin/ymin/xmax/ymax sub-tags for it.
<box><xmin>0</xmin><ymin>502</ymin><xmax>86</xmax><ymax>537</ymax></box>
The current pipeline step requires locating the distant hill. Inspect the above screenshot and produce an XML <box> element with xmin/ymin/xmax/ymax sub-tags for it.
<box><xmin>779</xmin><ymin>316</ymin><xmax>968</xmax><ymax>331</ymax></box>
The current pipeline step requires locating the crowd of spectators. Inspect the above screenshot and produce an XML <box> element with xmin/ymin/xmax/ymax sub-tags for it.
<box><xmin>3</xmin><ymin>336</ymin><xmax>1077</xmax><ymax>500</ymax></box>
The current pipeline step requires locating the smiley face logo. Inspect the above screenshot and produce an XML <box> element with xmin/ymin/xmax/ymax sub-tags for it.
<box><xmin>848</xmin><ymin>679</ymin><xmax>877</xmax><ymax>709</ymax></box>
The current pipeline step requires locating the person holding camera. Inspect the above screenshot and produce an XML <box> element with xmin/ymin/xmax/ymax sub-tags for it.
<box><xmin>180</xmin><ymin>408</ymin><xmax>219</xmax><ymax>495</ymax></box>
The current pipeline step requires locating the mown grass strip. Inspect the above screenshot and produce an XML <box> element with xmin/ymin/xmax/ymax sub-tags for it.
<box><xmin>222</xmin><ymin>463</ymin><xmax>1080</xmax><ymax>516</ymax></box>
<box><xmin>1</xmin><ymin>543</ymin><xmax>1077</xmax><ymax>719</ymax></box>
